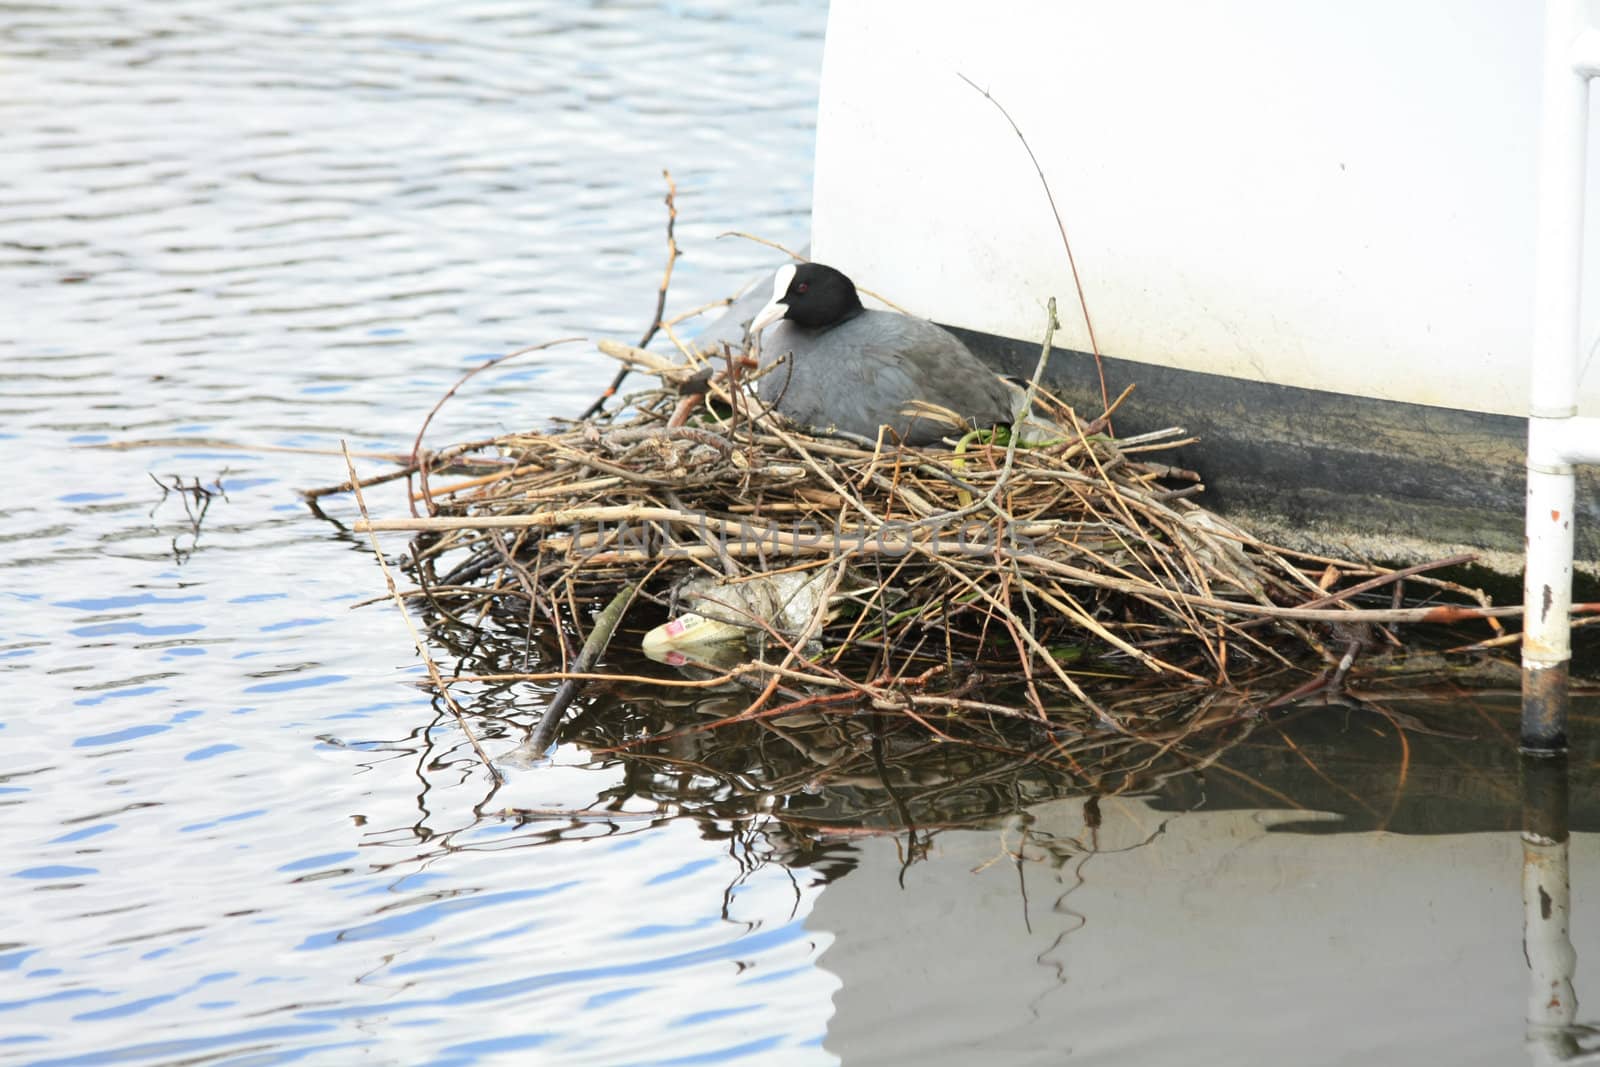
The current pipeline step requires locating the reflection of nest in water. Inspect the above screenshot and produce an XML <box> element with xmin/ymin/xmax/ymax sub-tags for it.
<box><xmin>376</xmin><ymin>339</ymin><xmax>1499</xmax><ymax>742</ymax></box>
<box><xmin>425</xmin><ymin>612</ymin><xmax>1537</xmax><ymax>871</ymax></box>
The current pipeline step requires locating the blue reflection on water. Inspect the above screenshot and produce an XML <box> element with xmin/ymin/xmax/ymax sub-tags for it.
<box><xmin>69</xmin><ymin>972</ymin><xmax>241</xmax><ymax>1025</ymax></box>
<box><xmin>16</xmin><ymin>1024</ymin><xmax>340</xmax><ymax>1067</ymax></box>
<box><xmin>624</xmin><ymin>918</ymin><xmax>718</xmax><ymax>940</ymax></box>
<box><xmin>0</xmin><ymin>988</ymin><xmax>109</xmax><ymax>1013</ymax></box>
<box><xmin>258</xmin><ymin>619</ymin><xmax>329</xmax><ymax>632</ymax></box>
<box><xmin>300</xmin><ymin>921</ymin><xmax>811</xmax><ymax>1019</ymax></box>
<box><xmin>74</xmin><ymin>725</ymin><xmax>170</xmax><ymax>747</ymax></box>
<box><xmin>47</xmin><ymin>824</ymin><xmax>116</xmax><ymax>844</ymax></box>
<box><xmin>295</xmin><ymin>885</ymin><xmax>573</xmax><ymax>950</ymax></box>
<box><xmin>647</xmin><ymin>856</ymin><xmax>720</xmax><ymax>885</ymax></box>
<box><xmin>389</xmin><ymin>956</ymin><xmax>483</xmax><ymax>976</ymax></box>
<box><xmin>180</xmin><ymin>810</ymin><xmax>267</xmax><ymax>833</ymax></box>
<box><xmin>185</xmin><ymin>743</ymin><xmax>239</xmax><ymax>761</ymax></box>
<box><xmin>57</xmin><ymin>594</ymin><xmax>205</xmax><ymax>610</ymax></box>
<box><xmin>72</xmin><ymin>994</ymin><xmax>180</xmax><ymax>1022</ymax></box>
<box><xmin>584</xmin><ymin>985</ymin><xmax>649</xmax><ymax>1009</ymax></box>
<box><xmin>634</xmin><ymin>1035</ymin><xmax>785</xmax><ymax>1066</ymax></box>
<box><xmin>426</xmin><ymin>1033</ymin><xmax>555</xmax><ymax>1067</ymax></box>
<box><xmin>71</xmin><ymin>622</ymin><xmax>200</xmax><ymax>637</ymax></box>
<box><xmin>242</xmin><ymin>675</ymin><xmax>346</xmax><ymax>693</ymax></box>
<box><xmin>13</xmin><ymin>866</ymin><xmax>97</xmax><ymax>879</ymax></box>
<box><xmin>277</xmin><ymin>851</ymin><xmax>359</xmax><ymax>872</ymax></box>
<box><xmin>672</xmin><ymin>1004</ymin><xmax>761</xmax><ymax>1028</ymax></box>
<box><xmin>74</xmin><ymin>687</ymin><xmax>170</xmax><ymax>707</ymax></box>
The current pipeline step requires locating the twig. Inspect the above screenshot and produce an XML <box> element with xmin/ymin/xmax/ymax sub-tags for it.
<box><xmin>341</xmin><ymin>440</ymin><xmax>502</xmax><ymax>784</ymax></box>
<box><xmin>410</xmin><ymin>337</ymin><xmax>584</xmax><ymax>517</ymax></box>
<box><xmin>526</xmin><ymin>578</ymin><xmax>646</xmax><ymax>754</ymax></box>
<box><xmin>958</xmin><ymin>73</ymin><xmax>1112</xmax><ymax>421</ymax></box>
<box><xmin>983</xmin><ymin>298</ymin><xmax>1058</xmax><ymax>514</ymax></box>
<box><xmin>580</xmin><ymin>169</ymin><xmax>680</xmax><ymax>420</ymax></box>
<box><xmin>300</xmin><ymin>435</ymin><xmax>510</xmax><ymax>501</ymax></box>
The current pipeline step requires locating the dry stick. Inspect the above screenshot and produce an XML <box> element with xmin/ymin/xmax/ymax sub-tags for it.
<box><xmin>718</xmin><ymin>230</ymin><xmax>807</xmax><ymax>263</ymax></box>
<box><xmin>980</xmin><ymin>298</ymin><xmax>1058</xmax><ymax>519</ymax></box>
<box><xmin>579</xmin><ymin>169</ymin><xmax>680</xmax><ymax>421</ymax></box>
<box><xmin>640</xmin><ymin>362</ymin><xmax>888</xmax><ymax>526</ymax></box>
<box><xmin>1016</xmin><ymin>574</ymin><xmax>1204</xmax><ymax>682</ymax></box>
<box><xmin>595</xmin><ymin>341</ymin><xmax>736</xmax><ymax>408</ymax></box>
<box><xmin>301</xmin><ymin>435</ymin><xmax>510</xmax><ymax>500</ymax></box>
<box><xmin>1042</xmin><ymin>472</ymin><xmax>1218</xmax><ymax>645</ymax></box>
<box><xmin>829</xmin><ymin>551</ymin><xmax>920</xmax><ymax>663</ymax></box>
<box><xmin>664</xmin><ymin>295</ymin><xmax>739</xmax><ymax>330</ymax></box>
<box><xmin>919</xmin><ymin>549</ymin><xmax>1128</xmax><ymax>734</ymax></box>
<box><xmin>358</xmin><ymin>508</ymin><xmax>1057</xmax><ymax>553</ymax></box>
<box><xmin>362</xmin><ymin>509</ymin><xmax>1579</xmax><ymax>623</ymax></box>
<box><xmin>412</xmin><ymin>462</ymin><xmax>554</xmax><ymax>502</ymax></box>
<box><xmin>1068</xmin><ymin>416</ymin><xmax>1219</xmax><ymax>658</ymax></box>
<box><xmin>410</xmin><ymin>337</ymin><xmax>585</xmax><ymax>518</ymax></box>
<box><xmin>526</xmin><ymin>577</ymin><xmax>647</xmax><ymax>755</ymax></box>
<box><xmin>992</xmin><ymin>569</ymin><xmax>1050</xmax><ymax>720</ymax></box>
<box><xmin>306</xmin><ymin>463</ymin><xmax>423</xmax><ymax>501</ymax></box>
<box><xmin>1226</xmin><ymin>552</ymin><xmax>1482</xmax><ymax>635</ymax></box>
<box><xmin>761</xmin><ymin>419</ymin><xmax>885</xmax><ymax>526</ymax></box>
<box><xmin>341</xmin><ymin>441</ymin><xmax>502</xmax><ymax>784</ymax></box>
<box><xmin>1011</xmin><ymin>548</ymin><xmax>1595</xmax><ymax>624</ymax></box>
<box><xmin>485</xmin><ymin>529</ymin><xmax>545</xmax><ymax>666</ymax></box>
<box><xmin>958</xmin><ymin>73</ymin><xmax>1111</xmax><ymax>419</ymax></box>
<box><xmin>1449</xmin><ymin>614</ymin><xmax>1600</xmax><ymax>653</ymax></box>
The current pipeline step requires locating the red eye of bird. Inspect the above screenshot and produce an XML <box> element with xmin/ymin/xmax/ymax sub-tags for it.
<box><xmin>796</xmin><ymin>282</ymin><xmax>809</xmax><ymax>294</ymax></box>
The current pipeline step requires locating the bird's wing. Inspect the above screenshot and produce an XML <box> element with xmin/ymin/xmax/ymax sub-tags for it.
<box><xmin>851</xmin><ymin>321</ymin><xmax>1014</xmax><ymax>423</ymax></box>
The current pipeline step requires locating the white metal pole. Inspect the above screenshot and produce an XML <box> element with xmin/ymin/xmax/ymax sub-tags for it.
<box><xmin>1524</xmin><ymin>0</ymin><xmax>1599</xmax><ymax>751</ymax></box>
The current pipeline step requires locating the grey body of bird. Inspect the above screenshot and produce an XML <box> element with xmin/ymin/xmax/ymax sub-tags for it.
<box><xmin>756</xmin><ymin>310</ymin><xmax>1016</xmax><ymax>446</ymax></box>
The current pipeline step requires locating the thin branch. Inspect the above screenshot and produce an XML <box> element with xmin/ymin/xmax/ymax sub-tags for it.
<box><xmin>958</xmin><ymin>73</ymin><xmax>1112</xmax><ymax>421</ymax></box>
<box><xmin>342</xmin><ymin>441</ymin><xmax>502</xmax><ymax>785</ymax></box>
<box><xmin>579</xmin><ymin>169</ymin><xmax>680</xmax><ymax>420</ymax></box>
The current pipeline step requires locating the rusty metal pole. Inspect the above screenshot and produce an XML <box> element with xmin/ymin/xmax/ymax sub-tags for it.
<box><xmin>1521</xmin><ymin>751</ymin><xmax>1578</xmax><ymax>1058</ymax></box>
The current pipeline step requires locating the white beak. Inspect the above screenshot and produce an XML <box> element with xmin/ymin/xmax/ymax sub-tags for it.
<box><xmin>750</xmin><ymin>298</ymin><xmax>787</xmax><ymax>333</ymax></box>
<box><xmin>749</xmin><ymin>262</ymin><xmax>797</xmax><ymax>334</ymax></box>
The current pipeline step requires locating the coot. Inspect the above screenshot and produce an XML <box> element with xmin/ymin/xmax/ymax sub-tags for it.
<box><xmin>749</xmin><ymin>262</ymin><xmax>1016</xmax><ymax>446</ymax></box>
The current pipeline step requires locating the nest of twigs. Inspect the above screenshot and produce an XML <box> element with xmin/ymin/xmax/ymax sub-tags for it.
<box><xmin>360</xmin><ymin>334</ymin><xmax>1501</xmax><ymax>734</ymax></box>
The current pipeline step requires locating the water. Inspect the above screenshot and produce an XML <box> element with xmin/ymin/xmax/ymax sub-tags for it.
<box><xmin>3</xmin><ymin>3</ymin><xmax>1598</xmax><ymax>1065</ymax></box>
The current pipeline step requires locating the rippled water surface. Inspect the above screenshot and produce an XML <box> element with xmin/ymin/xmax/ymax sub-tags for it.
<box><xmin>4</xmin><ymin>3</ymin><xmax>831</xmax><ymax>1064</ymax></box>
<box><xmin>6</xmin><ymin>4</ymin><xmax>1600</xmax><ymax>1066</ymax></box>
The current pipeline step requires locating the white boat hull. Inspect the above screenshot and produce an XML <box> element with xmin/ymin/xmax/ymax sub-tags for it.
<box><xmin>809</xmin><ymin>1</ymin><xmax>1600</xmax><ymax>568</ymax></box>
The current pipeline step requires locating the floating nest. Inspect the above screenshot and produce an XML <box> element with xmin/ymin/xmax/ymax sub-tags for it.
<box><xmin>352</xmin><ymin>334</ymin><xmax>1505</xmax><ymax>739</ymax></box>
